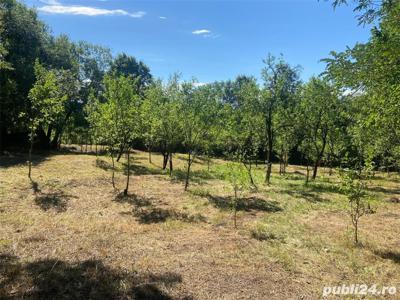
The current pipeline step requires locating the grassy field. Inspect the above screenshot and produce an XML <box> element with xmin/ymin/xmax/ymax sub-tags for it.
<box><xmin>1</xmin><ymin>148</ymin><xmax>399</xmax><ymax>299</ymax></box>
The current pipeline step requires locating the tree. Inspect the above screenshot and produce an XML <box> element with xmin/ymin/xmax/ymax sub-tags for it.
<box><xmin>274</xmin><ymin>85</ymin><xmax>300</xmax><ymax>176</ymax></box>
<box><xmin>328</xmin><ymin>0</ymin><xmax>394</xmax><ymax>24</ymax></box>
<box><xmin>223</xmin><ymin>162</ymin><xmax>251</xmax><ymax>229</ymax></box>
<box><xmin>154</xmin><ymin>74</ymin><xmax>183</xmax><ymax>175</ymax></box>
<box><xmin>180</xmin><ymin>82</ymin><xmax>220</xmax><ymax>190</ymax></box>
<box><xmin>96</xmin><ymin>74</ymin><xmax>141</xmax><ymax>195</ymax></box>
<box><xmin>324</xmin><ymin>1</ymin><xmax>400</xmax><ymax>173</ymax></box>
<box><xmin>221</xmin><ymin>78</ymin><xmax>262</xmax><ymax>187</ymax></box>
<box><xmin>260</xmin><ymin>54</ymin><xmax>301</xmax><ymax>184</ymax></box>
<box><xmin>298</xmin><ymin>77</ymin><xmax>341</xmax><ymax>179</ymax></box>
<box><xmin>0</xmin><ymin>0</ymin><xmax>49</xmax><ymax>151</ymax></box>
<box><xmin>339</xmin><ymin>168</ymin><xmax>370</xmax><ymax>244</ymax></box>
<box><xmin>70</xmin><ymin>41</ymin><xmax>112</xmax><ymax>149</ymax></box>
<box><xmin>27</xmin><ymin>61</ymin><xmax>66</xmax><ymax>178</ymax></box>
<box><xmin>109</xmin><ymin>53</ymin><xmax>152</xmax><ymax>92</ymax></box>
<box><xmin>141</xmin><ymin>80</ymin><xmax>164</xmax><ymax>163</ymax></box>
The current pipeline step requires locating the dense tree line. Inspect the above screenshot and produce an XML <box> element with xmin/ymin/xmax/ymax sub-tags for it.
<box><xmin>1</xmin><ymin>0</ymin><xmax>399</xmax><ymax>191</ymax></box>
<box><xmin>0</xmin><ymin>0</ymin><xmax>151</xmax><ymax>151</ymax></box>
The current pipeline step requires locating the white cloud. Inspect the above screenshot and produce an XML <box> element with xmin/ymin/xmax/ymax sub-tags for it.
<box><xmin>192</xmin><ymin>29</ymin><xmax>211</xmax><ymax>35</ymax></box>
<box><xmin>40</xmin><ymin>0</ymin><xmax>60</xmax><ymax>4</ymax></box>
<box><xmin>159</xmin><ymin>16</ymin><xmax>167</xmax><ymax>20</ymax></box>
<box><xmin>38</xmin><ymin>2</ymin><xmax>146</xmax><ymax>18</ymax></box>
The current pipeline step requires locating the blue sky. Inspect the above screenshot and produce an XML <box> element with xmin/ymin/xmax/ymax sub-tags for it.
<box><xmin>24</xmin><ymin>0</ymin><xmax>371</xmax><ymax>83</ymax></box>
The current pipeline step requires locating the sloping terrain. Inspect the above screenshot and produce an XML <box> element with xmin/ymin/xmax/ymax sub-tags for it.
<box><xmin>1</xmin><ymin>150</ymin><xmax>399</xmax><ymax>299</ymax></box>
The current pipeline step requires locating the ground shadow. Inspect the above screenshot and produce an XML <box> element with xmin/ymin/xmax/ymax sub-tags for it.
<box><xmin>374</xmin><ymin>250</ymin><xmax>400</xmax><ymax>264</ymax></box>
<box><xmin>207</xmin><ymin>194</ymin><xmax>282</xmax><ymax>212</ymax></box>
<box><xmin>34</xmin><ymin>190</ymin><xmax>75</xmax><ymax>212</ymax></box>
<box><xmin>282</xmin><ymin>173</ymin><xmax>307</xmax><ymax>181</ymax></box>
<box><xmin>171</xmin><ymin>169</ymin><xmax>216</xmax><ymax>185</ymax></box>
<box><xmin>96</xmin><ymin>158</ymin><xmax>164</xmax><ymax>176</ymax></box>
<box><xmin>175</xmin><ymin>155</ymin><xmax>208</xmax><ymax>165</ymax></box>
<box><xmin>306</xmin><ymin>182</ymin><xmax>343</xmax><ymax>195</ymax></box>
<box><xmin>129</xmin><ymin>164</ymin><xmax>164</xmax><ymax>176</ymax></box>
<box><xmin>0</xmin><ymin>153</ymin><xmax>49</xmax><ymax>169</ymax></box>
<box><xmin>114</xmin><ymin>192</ymin><xmax>153</xmax><ymax>208</ymax></box>
<box><xmin>95</xmin><ymin>158</ymin><xmax>114</xmax><ymax>171</ymax></box>
<box><xmin>368</xmin><ymin>186</ymin><xmax>400</xmax><ymax>195</ymax></box>
<box><xmin>30</xmin><ymin>180</ymin><xmax>41</xmax><ymax>194</ymax></box>
<box><xmin>132</xmin><ymin>207</ymin><xmax>205</xmax><ymax>224</ymax></box>
<box><xmin>0</xmin><ymin>254</ymin><xmax>189</xmax><ymax>299</ymax></box>
<box><xmin>114</xmin><ymin>192</ymin><xmax>205</xmax><ymax>224</ymax></box>
<box><xmin>282</xmin><ymin>188</ymin><xmax>327</xmax><ymax>203</ymax></box>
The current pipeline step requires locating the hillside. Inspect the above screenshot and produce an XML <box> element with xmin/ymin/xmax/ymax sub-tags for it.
<box><xmin>1</xmin><ymin>150</ymin><xmax>399</xmax><ymax>299</ymax></box>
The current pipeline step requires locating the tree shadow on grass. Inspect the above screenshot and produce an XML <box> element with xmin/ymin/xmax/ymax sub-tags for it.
<box><xmin>206</xmin><ymin>194</ymin><xmax>282</xmax><ymax>212</ymax></box>
<box><xmin>114</xmin><ymin>192</ymin><xmax>205</xmax><ymax>224</ymax></box>
<box><xmin>0</xmin><ymin>153</ymin><xmax>49</xmax><ymax>169</ymax></box>
<box><xmin>281</xmin><ymin>188</ymin><xmax>327</xmax><ymax>203</ymax></box>
<box><xmin>34</xmin><ymin>191</ymin><xmax>76</xmax><ymax>213</ymax></box>
<box><xmin>374</xmin><ymin>249</ymin><xmax>400</xmax><ymax>264</ymax></box>
<box><xmin>129</xmin><ymin>164</ymin><xmax>164</xmax><ymax>176</ymax></box>
<box><xmin>95</xmin><ymin>158</ymin><xmax>114</xmax><ymax>171</ymax></box>
<box><xmin>306</xmin><ymin>182</ymin><xmax>343</xmax><ymax>195</ymax></box>
<box><xmin>114</xmin><ymin>192</ymin><xmax>153</xmax><ymax>208</ymax></box>
<box><xmin>0</xmin><ymin>254</ymin><xmax>189</xmax><ymax>299</ymax></box>
<box><xmin>171</xmin><ymin>169</ymin><xmax>216</xmax><ymax>185</ymax></box>
<box><xmin>283</xmin><ymin>173</ymin><xmax>307</xmax><ymax>181</ymax></box>
<box><xmin>30</xmin><ymin>180</ymin><xmax>41</xmax><ymax>194</ymax></box>
<box><xmin>132</xmin><ymin>207</ymin><xmax>206</xmax><ymax>224</ymax></box>
<box><xmin>96</xmin><ymin>158</ymin><xmax>164</xmax><ymax>176</ymax></box>
<box><xmin>175</xmin><ymin>155</ymin><xmax>207</xmax><ymax>165</ymax></box>
<box><xmin>367</xmin><ymin>186</ymin><xmax>400</xmax><ymax>195</ymax></box>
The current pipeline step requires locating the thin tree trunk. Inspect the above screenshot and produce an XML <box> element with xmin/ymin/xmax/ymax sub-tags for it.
<box><xmin>266</xmin><ymin>162</ymin><xmax>272</xmax><ymax>185</ymax></box>
<box><xmin>354</xmin><ymin>219</ymin><xmax>358</xmax><ymax>244</ymax></box>
<box><xmin>124</xmin><ymin>149</ymin><xmax>130</xmax><ymax>196</ymax></box>
<box><xmin>116</xmin><ymin>144</ymin><xmax>124</xmax><ymax>162</ymax></box>
<box><xmin>28</xmin><ymin>129</ymin><xmax>34</xmax><ymax>179</ymax></box>
<box><xmin>244</xmin><ymin>161</ymin><xmax>255</xmax><ymax>187</ymax></box>
<box><xmin>111</xmin><ymin>150</ymin><xmax>115</xmax><ymax>189</ymax></box>
<box><xmin>162</xmin><ymin>152</ymin><xmax>168</xmax><ymax>169</ymax></box>
<box><xmin>148</xmin><ymin>148</ymin><xmax>152</xmax><ymax>163</ymax></box>
<box><xmin>184</xmin><ymin>152</ymin><xmax>192</xmax><ymax>191</ymax></box>
<box><xmin>169</xmin><ymin>152</ymin><xmax>173</xmax><ymax>176</ymax></box>
<box><xmin>312</xmin><ymin>157</ymin><xmax>320</xmax><ymax>179</ymax></box>
<box><xmin>306</xmin><ymin>163</ymin><xmax>310</xmax><ymax>185</ymax></box>
<box><xmin>233</xmin><ymin>187</ymin><xmax>238</xmax><ymax>229</ymax></box>
<box><xmin>312</xmin><ymin>132</ymin><xmax>327</xmax><ymax>180</ymax></box>
<box><xmin>284</xmin><ymin>152</ymin><xmax>288</xmax><ymax>175</ymax></box>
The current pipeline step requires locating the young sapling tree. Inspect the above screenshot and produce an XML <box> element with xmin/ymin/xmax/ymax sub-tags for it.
<box><xmin>339</xmin><ymin>168</ymin><xmax>371</xmax><ymax>245</ymax></box>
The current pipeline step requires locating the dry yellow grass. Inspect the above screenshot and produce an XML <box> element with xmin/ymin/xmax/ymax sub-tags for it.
<box><xmin>0</xmin><ymin>148</ymin><xmax>399</xmax><ymax>299</ymax></box>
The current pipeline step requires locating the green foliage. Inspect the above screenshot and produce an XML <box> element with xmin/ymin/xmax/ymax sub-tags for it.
<box><xmin>94</xmin><ymin>74</ymin><xmax>141</xmax><ymax>150</ymax></box>
<box><xmin>260</xmin><ymin>54</ymin><xmax>301</xmax><ymax>183</ymax></box>
<box><xmin>324</xmin><ymin>1</ymin><xmax>400</xmax><ymax>172</ymax></box>
<box><xmin>27</xmin><ymin>61</ymin><xmax>67</xmax><ymax>136</ymax></box>
<box><xmin>339</xmin><ymin>167</ymin><xmax>372</xmax><ymax>244</ymax></box>
<box><xmin>297</xmin><ymin>77</ymin><xmax>343</xmax><ymax>178</ymax></box>
<box><xmin>1</xmin><ymin>0</ymin><xmax>399</xmax><ymax>187</ymax></box>
<box><xmin>109</xmin><ymin>53</ymin><xmax>152</xmax><ymax>91</ymax></box>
